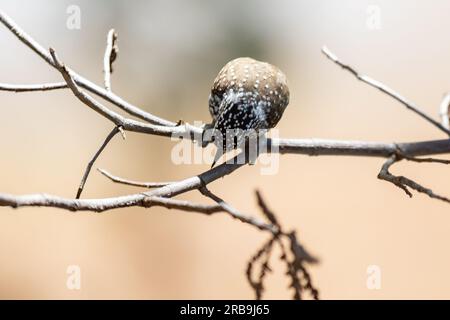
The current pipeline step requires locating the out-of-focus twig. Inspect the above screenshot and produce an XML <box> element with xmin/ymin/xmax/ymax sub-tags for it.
<box><xmin>103</xmin><ymin>29</ymin><xmax>118</xmax><ymax>91</ymax></box>
<box><xmin>322</xmin><ymin>46</ymin><xmax>450</xmax><ymax>137</ymax></box>
<box><xmin>246</xmin><ymin>191</ymin><xmax>319</xmax><ymax>300</ymax></box>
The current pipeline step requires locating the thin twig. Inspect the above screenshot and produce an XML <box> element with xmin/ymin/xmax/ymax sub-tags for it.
<box><xmin>0</xmin><ymin>82</ymin><xmax>67</xmax><ymax>92</ymax></box>
<box><xmin>322</xmin><ymin>46</ymin><xmax>450</xmax><ymax>137</ymax></box>
<box><xmin>49</xmin><ymin>47</ymin><xmax>198</xmax><ymax>138</ymax></box>
<box><xmin>98</xmin><ymin>168</ymin><xmax>172</xmax><ymax>188</ymax></box>
<box><xmin>76</xmin><ymin>126</ymin><xmax>121</xmax><ymax>199</ymax></box>
<box><xmin>246</xmin><ymin>236</ymin><xmax>276</xmax><ymax>300</ymax></box>
<box><xmin>103</xmin><ymin>29</ymin><xmax>118</xmax><ymax>91</ymax></box>
<box><xmin>0</xmin><ymin>192</ymin><xmax>222</xmax><ymax>214</ymax></box>
<box><xmin>401</xmin><ymin>155</ymin><xmax>450</xmax><ymax>164</ymax></box>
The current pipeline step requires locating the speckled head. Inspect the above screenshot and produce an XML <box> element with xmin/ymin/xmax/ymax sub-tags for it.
<box><xmin>207</xmin><ymin>57</ymin><xmax>290</xmax><ymax>166</ymax></box>
<box><xmin>208</xmin><ymin>57</ymin><xmax>290</xmax><ymax>130</ymax></box>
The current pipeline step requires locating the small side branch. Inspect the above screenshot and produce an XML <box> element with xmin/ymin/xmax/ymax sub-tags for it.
<box><xmin>0</xmin><ymin>82</ymin><xmax>67</xmax><ymax>92</ymax></box>
<box><xmin>246</xmin><ymin>236</ymin><xmax>276</xmax><ymax>300</ymax></box>
<box><xmin>76</xmin><ymin>126</ymin><xmax>122</xmax><ymax>199</ymax></box>
<box><xmin>378</xmin><ymin>155</ymin><xmax>450</xmax><ymax>203</ymax></box>
<box><xmin>103</xmin><ymin>29</ymin><xmax>118</xmax><ymax>91</ymax></box>
<box><xmin>322</xmin><ymin>46</ymin><xmax>450</xmax><ymax>137</ymax></box>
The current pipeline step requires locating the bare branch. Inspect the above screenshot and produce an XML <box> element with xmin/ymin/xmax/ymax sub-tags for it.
<box><xmin>76</xmin><ymin>126</ymin><xmax>121</xmax><ymax>199</ymax></box>
<box><xmin>0</xmin><ymin>155</ymin><xmax>247</xmax><ymax>217</ymax></box>
<box><xmin>3</xmin><ymin>15</ymin><xmax>450</xmax><ymax>160</ymax></box>
<box><xmin>0</xmin><ymin>10</ymin><xmax>175</xmax><ymax>126</ymax></box>
<box><xmin>322</xmin><ymin>46</ymin><xmax>450</xmax><ymax>137</ymax></box>
<box><xmin>103</xmin><ymin>29</ymin><xmax>118</xmax><ymax>91</ymax></box>
<box><xmin>0</xmin><ymin>138</ymin><xmax>449</xmax><ymax>212</ymax></box>
<box><xmin>275</xmin><ymin>138</ymin><xmax>450</xmax><ymax>158</ymax></box>
<box><xmin>0</xmin><ymin>192</ymin><xmax>222</xmax><ymax>214</ymax></box>
<box><xmin>0</xmin><ymin>137</ymin><xmax>449</xmax><ymax>214</ymax></box>
<box><xmin>0</xmin><ymin>82</ymin><xmax>67</xmax><ymax>92</ymax></box>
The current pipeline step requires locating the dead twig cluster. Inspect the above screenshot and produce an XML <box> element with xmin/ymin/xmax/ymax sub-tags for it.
<box><xmin>246</xmin><ymin>191</ymin><xmax>318</xmax><ymax>300</ymax></box>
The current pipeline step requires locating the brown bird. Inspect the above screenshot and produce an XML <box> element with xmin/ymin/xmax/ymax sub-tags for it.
<box><xmin>208</xmin><ymin>57</ymin><xmax>290</xmax><ymax>166</ymax></box>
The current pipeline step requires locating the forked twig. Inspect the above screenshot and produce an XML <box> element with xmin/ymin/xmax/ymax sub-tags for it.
<box><xmin>378</xmin><ymin>154</ymin><xmax>450</xmax><ymax>203</ymax></box>
<box><xmin>0</xmin><ymin>10</ymin><xmax>175</xmax><ymax>126</ymax></box>
<box><xmin>246</xmin><ymin>236</ymin><xmax>276</xmax><ymax>300</ymax></box>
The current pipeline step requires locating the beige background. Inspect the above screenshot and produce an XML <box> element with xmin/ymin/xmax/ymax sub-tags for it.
<box><xmin>1</xmin><ymin>0</ymin><xmax>450</xmax><ymax>299</ymax></box>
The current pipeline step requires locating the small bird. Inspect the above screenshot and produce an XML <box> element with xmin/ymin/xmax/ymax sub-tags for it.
<box><xmin>207</xmin><ymin>57</ymin><xmax>290</xmax><ymax>166</ymax></box>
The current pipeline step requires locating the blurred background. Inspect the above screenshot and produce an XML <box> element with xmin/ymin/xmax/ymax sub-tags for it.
<box><xmin>1</xmin><ymin>0</ymin><xmax>450</xmax><ymax>299</ymax></box>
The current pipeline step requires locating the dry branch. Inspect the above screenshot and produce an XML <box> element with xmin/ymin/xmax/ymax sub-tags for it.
<box><xmin>0</xmin><ymin>10</ymin><xmax>174</xmax><ymax>126</ymax></box>
<box><xmin>1</xmin><ymin>9</ymin><xmax>450</xmax><ymax>300</ymax></box>
<box><xmin>378</xmin><ymin>154</ymin><xmax>450</xmax><ymax>203</ymax></box>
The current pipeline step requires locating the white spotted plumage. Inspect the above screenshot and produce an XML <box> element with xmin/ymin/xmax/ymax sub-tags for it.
<box><xmin>208</xmin><ymin>57</ymin><xmax>290</xmax><ymax>165</ymax></box>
